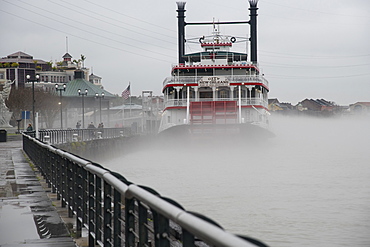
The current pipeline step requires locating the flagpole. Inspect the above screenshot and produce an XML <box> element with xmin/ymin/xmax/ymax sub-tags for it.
<box><xmin>129</xmin><ymin>82</ymin><xmax>132</xmax><ymax>118</ymax></box>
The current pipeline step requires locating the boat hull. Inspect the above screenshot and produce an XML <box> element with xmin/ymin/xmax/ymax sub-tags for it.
<box><xmin>158</xmin><ymin>122</ymin><xmax>275</xmax><ymax>140</ymax></box>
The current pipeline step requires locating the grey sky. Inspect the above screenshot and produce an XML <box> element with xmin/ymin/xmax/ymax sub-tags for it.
<box><xmin>1</xmin><ymin>0</ymin><xmax>369</xmax><ymax>105</ymax></box>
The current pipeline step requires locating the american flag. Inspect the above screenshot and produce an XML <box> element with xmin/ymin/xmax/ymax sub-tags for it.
<box><xmin>121</xmin><ymin>85</ymin><xmax>130</xmax><ymax>100</ymax></box>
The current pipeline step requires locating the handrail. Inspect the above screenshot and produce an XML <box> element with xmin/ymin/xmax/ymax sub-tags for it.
<box><xmin>163</xmin><ymin>75</ymin><xmax>269</xmax><ymax>88</ymax></box>
<box><xmin>164</xmin><ymin>98</ymin><xmax>268</xmax><ymax>109</ymax></box>
<box><xmin>22</xmin><ymin>134</ymin><xmax>269</xmax><ymax>247</ymax></box>
<box><xmin>35</xmin><ymin>127</ymin><xmax>133</xmax><ymax>144</ymax></box>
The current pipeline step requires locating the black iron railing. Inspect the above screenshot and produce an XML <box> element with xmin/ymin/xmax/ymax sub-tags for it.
<box><xmin>22</xmin><ymin>134</ymin><xmax>268</xmax><ymax>247</ymax></box>
<box><xmin>36</xmin><ymin>128</ymin><xmax>133</xmax><ymax>144</ymax></box>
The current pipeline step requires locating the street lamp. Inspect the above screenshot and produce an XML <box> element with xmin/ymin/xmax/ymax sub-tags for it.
<box><xmin>26</xmin><ymin>74</ymin><xmax>40</xmax><ymax>125</ymax></box>
<box><xmin>78</xmin><ymin>89</ymin><xmax>88</xmax><ymax>128</ymax></box>
<box><xmin>95</xmin><ymin>92</ymin><xmax>104</xmax><ymax>124</ymax></box>
<box><xmin>55</xmin><ymin>84</ymin><xmax>66</xmax><ymax>129</ymax></box>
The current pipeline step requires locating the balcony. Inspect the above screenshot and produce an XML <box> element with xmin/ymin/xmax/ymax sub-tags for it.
<box><xmin>164</xmin><ymin>97</ymin><xmax>268</xmax><ymax>109</ymax></box>
<box><xmin>163</xmin><ymin>75</ymin><xmax>269</xmax><ymax>89</ymax></box>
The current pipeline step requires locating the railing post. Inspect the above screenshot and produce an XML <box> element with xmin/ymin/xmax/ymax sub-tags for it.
<box><xmin>51</xmin><ymin>152</ymin><xmax>56</xmax><ymax>193</ymax></box>
<box><xmin>95</xmin><ymin>176</ymin><xmax>102</xmax><ymax>244</ymax></box>
<box><xmin>103</xmin><ymin>181</ymin><xmax>112</xmax><ymax>247</ymax></box>
<box><xmin>153</xmin><ymin>211</ymin><xmax>170</xmax><ymax>247</ymax></box>
<box><xmin>113</xmin><ymin>189</ymin><xmax>121</xmax><ymax>246</ymax></box>
<box><xmin>139</xmin><ymin>201</ymin><xmax>149</xmax><ymax>246</ymax></box>
<box><xmin>61</xmin><ymin>158</ymin><xmax>67</xmax><ymax>208</ymax></box>
<box><xmin>67</xmin><ymin>161</ymin><xmax>74</xmax><ymax>218</ymax></box>
<box><xmin>125</xmin><ymin>197</ymin><xmax>136</xmax><ymax>246</ymax></box>
<box><xmin>76</xmin><ymin>165</ymin><xmax>83</xmax><ymax>238</ymax></box>
<box><xmin>82</xmin><ymin>168</ymin><xmax>88</xmax><ymax>223</ymax></box>
<box><xmin>182</xmin><ymin>229</ymin><xmax>196</xmax><ymax>246</ymax></box>
<box><xmin>56</xmin><ymin>155</ymin><xmax>61</xmax><ymax>200</ymax></box>
<box><xmin>88</xmin><ymin>172</ymin><xmax>96</xmax><ymax>247</ymax></box>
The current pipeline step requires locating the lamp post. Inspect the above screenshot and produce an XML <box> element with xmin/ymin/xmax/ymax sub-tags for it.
<box><xmin>95</xmin><ymin>92</ymin><xmax>104</xmax><ymax>124</ymax></box>
<box><xmin>78</xmin><ymin>89</ymin><xmax>88</xmax><ymax>128</ymax></box>
<box><xmin>26</xmin><ymin>74</ymin><xmax>39</xmax><ymax>125</ymax></box>
<box><xmin>55</xmin><ymin>84</ymin><xmax>66</xmax><ymax>129</ymax></box>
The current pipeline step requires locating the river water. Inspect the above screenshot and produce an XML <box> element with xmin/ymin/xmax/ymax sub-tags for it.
<box><xmin>104</xmin><ymin>115</ymin><xmax>370</xmax><ymax>247</ymax></box>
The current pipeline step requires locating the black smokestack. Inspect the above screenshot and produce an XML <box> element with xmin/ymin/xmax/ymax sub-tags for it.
<box><xmin>177</xmin><ymin>2</ymin><xmax>186</xmax><ymax>64</ymax></box>
<box><xmin>249</xmin><ymin>0</ymin><xmax>258</xmax><ymax>64</ymax></box>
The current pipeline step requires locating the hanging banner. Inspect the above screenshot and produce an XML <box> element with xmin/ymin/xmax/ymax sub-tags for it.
<box><xmin>22</xmin><ymin>111</ymin><xmax>30</xmax><ymax>119</ymax></box>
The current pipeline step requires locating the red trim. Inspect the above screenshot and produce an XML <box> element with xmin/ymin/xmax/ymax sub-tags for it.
<box><xmin>163</xmin><ymin>104</ymin><xmax>269</xmax><ymax>112</ymax></box>
<box><xmin>201</xmin><ymin>43</ymin><xmax>232</xmax><ymax>47</ymax></box>
<box><xmin>162</xmin><ymin>82</ymin><xmax>269</xmax><ymax>92</ymax></box>
<box><xmin>242</xmin><ymin>105</ymin><xmax>269</xmax><ymax>111</ymax></box>
<box><xmin>172</xmin><ymin>64</ymin><xmax>259</xmax><ymax>72</ymax></box>
<box><xmin>164</xmin><ymin>106</ymin><xmax>187</xmax><ymax>111</ymax></box>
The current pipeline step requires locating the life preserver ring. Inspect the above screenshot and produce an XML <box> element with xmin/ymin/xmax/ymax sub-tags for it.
<box><xmin>230</xmin><ymin>37</ymin><xmax>236</xmax><ymax>43</ymax></box>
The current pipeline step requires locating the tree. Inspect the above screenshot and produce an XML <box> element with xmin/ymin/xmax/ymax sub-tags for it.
<box><xmin>6</xmin><ymin>87</ymin><xmax>61</xmax><ymax>128</ymax></box>
<box><xmin>80</xmin><ymin>54</ymin><xmax>86</xmax><ymax>68</ymax></box>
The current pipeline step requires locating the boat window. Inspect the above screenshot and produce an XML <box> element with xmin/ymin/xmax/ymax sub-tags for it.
<box><xmin>199</xmin><ymin>91</ymin><xmax>213</xmax><ymax>99</ymax></box>
<box><xmin>218</xmin><ymin>89</ymin><xmax>228</xmax><ymax>99</ymax></box>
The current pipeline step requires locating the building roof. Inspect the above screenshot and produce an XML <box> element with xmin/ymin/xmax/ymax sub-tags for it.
<box><xmin>62</xmin><ymin>53</ymin><xmax>73</xmax><ymax>58</ymax></box>
<box><xmin>351</xmin><ymin>102</ymin><xmax>370</xmax><ymax>106</ymax></box>
<box><xmin>63</xmin><ymin>78</ymin><xmax>114</xmax><ymax>97</ymax></box>
<box><xmin>1</xmin><ymin>51</ymin><xmax>47</xmax><ymax>64</ymax></box>
<box><xmin>89</xmin><ymin>73</ymin><xmax>102</xmax><ymax>79</ymax></box>
<box><xmin>302</xmin><ymin>98</ymin><xmax>335</xmax><ymax>107</ymax></box>
<box><xmin>7</xmin><ymin>51</ymin><xmax>33</xmax><ymax>59</ymax></box>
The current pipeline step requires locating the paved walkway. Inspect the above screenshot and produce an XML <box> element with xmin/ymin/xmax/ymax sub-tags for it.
<box><xmin>0</xmin><ymin>135</ymin><xmax>77</xmax><ymax>246</ymax></box>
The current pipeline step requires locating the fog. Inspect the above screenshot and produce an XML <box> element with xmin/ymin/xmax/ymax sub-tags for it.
<box><xmin>104</xmin><ymin>115</ymin><xmax>370</xmax><ymax>246</ymax></box>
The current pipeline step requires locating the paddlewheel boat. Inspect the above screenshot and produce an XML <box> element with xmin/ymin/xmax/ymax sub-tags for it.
<box><xmin>159</xmin><ymin>1</ymin><xmax>273</xmax><ymax>138</ymax></box>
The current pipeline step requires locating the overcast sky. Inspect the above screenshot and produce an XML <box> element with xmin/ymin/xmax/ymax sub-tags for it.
<box><xmin>1</xmin><ymin>0</ymin><xmax>369</xmax><ymax>105</ymax></box>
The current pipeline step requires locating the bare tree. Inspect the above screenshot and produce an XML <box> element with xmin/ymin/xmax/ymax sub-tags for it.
<box><xmin>6</xmin><ymin>87</ymin><xmax>61</xmax><ymax>128</ymax></box>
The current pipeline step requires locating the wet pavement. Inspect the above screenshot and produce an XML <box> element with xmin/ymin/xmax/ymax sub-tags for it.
<box><xmin>0</xmin><ymin>134</ymin><xmax>77</xmax><ymax>246</ymax></box>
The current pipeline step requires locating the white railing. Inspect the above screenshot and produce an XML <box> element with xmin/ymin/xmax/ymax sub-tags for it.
<box><xmin>163</xmin><ymin>75</ymin><xmax>269</xmax><ymax>88</ymax></box>
<box><xmin>164</xmin><ymin>98</ymin><xmax>268</xmax><ymax>109</ymax></box>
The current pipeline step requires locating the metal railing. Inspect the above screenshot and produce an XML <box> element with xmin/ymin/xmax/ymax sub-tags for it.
<box><xmin>163</xmin><ymin>75</ymin><xmax>269</xmax><ymax>88</ymax></box>
<box><xmin>36</xmin><ymin>128</ymin><xmax>133</xmax><ymax>144</ymax></box>
<box><xmin>164</xmin><ymin>98</ymin><xmax>268</xmax><ymax>109</ymax></box>
<box><xmin>22</xmin><ymin>134</ymin><xmax>269</xmax><ymax>247</ymax></box>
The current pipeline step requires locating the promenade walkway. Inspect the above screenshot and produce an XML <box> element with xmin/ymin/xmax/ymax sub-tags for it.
<box><xmin>0</xmin><ymin>134</ymin><xmax>77</xmax><ymax>246</ymax></box>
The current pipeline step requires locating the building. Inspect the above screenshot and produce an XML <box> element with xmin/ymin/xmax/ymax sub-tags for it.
<box><xmin>297</xmin><ymin>98</ymin><xmax>337</xmax><ymax>116</ymax></box>
<box><xmin>349</xmin><ymin>102</ymin><xmax>370</xmax><ymax>115</ymax></box>
<box><xmin>0</xmin><ymin>51</ymin><xmax>51</xmax><ymax>88</ymax></box>
<box><xmin>268</xmin><ymin>98</ymin><xmax>295</xmax><ymax>114</ymax></box>
<box><xmin>89</xmin><ymin>73</ymin><xmax>103</xmax><ymax>88</ymax></box>
<box><xmin>0</xmin><ymin>51</ymin><xmax>105</xmax><ymax>87</ymax></box>
<box><xmin>62</xmin><ymin>70</ymin><xmax>115</xmax><ymax>128</ymax></box>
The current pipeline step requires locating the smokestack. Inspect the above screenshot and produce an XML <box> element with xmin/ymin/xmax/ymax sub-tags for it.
<box><xmin>249</xmin><ymin>0</ymin><xmax>258</xmax><ymax>64</ymax></box>
<box><xmin>177</xmin><ymin>2</ymin><xmax>186</xmax><ymax>64</ymax></box>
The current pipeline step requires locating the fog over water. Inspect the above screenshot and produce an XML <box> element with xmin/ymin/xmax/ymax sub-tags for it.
<box><xmin>104</xmin><ymin>115</ymin><xmax>370</xmax><ymax>247</ymax></box>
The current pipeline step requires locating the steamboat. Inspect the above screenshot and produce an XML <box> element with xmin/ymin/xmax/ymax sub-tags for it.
<box><xmin>159</xmin><ymin>1</ymin><xmax>273</xmax><ymax>138</ymax></box>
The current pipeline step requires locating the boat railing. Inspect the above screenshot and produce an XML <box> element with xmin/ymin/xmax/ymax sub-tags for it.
<box><xmin>163</xmin><ymin>75</ymin><xmax>269</xmax><ymax>88</ymax></box>
<box><xmin>164</xmin><ymin>98</ymin><xmax>268</xmax><ymax>108</ymax></box>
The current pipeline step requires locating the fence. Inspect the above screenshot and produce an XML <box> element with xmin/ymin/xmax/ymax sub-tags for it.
<box><xmin>22</xmin><ymin>134</ymin><xmax>268</xmax><ymax>247</ymax></box>
<box><xmin>34</xmin><ymin>127</ymin><xmax>132</xmax><ymax>144</ymax></box>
